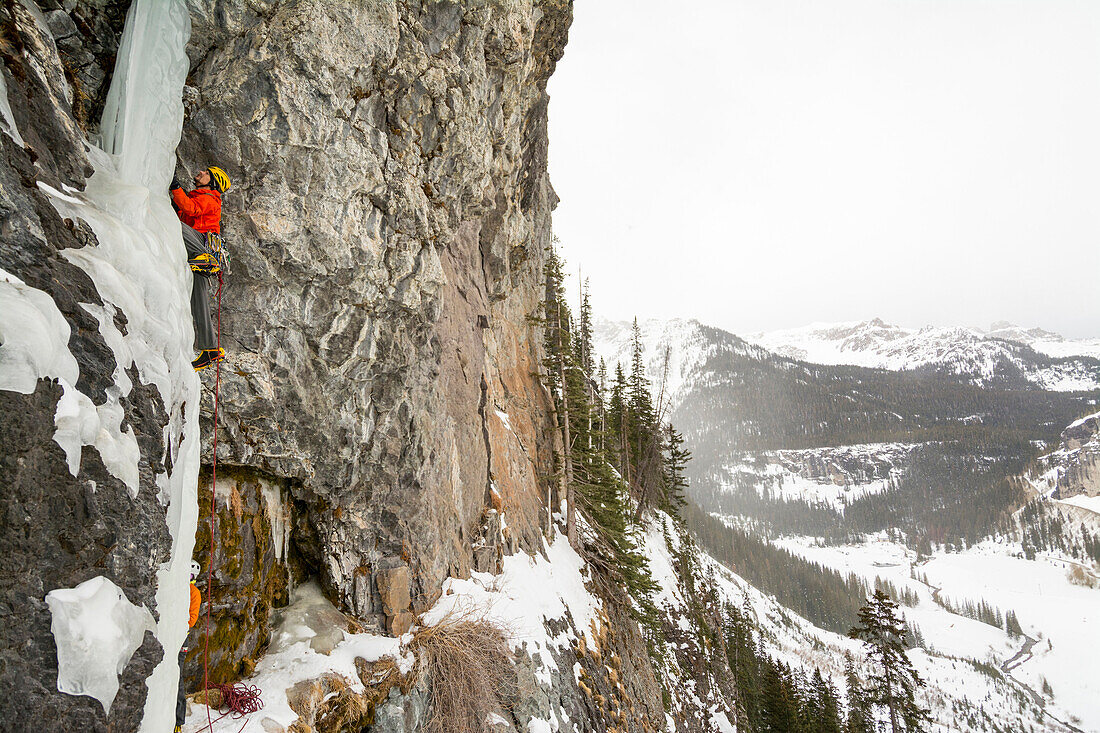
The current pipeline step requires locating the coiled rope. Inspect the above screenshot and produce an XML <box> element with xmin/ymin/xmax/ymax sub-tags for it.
<box><xmin>211</xmin><ymin>682</ymin><xmax>265</xmax><ymax>718</ymax></box>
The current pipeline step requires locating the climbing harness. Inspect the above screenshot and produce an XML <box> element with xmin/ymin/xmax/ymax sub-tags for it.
<box><xmin>189</xmin><ymin>233</ymin><xmax>230</xmax><ymax>276</ymax></box>
<box><xmin>207</xmin><ymin>232</ymin><xmax>231</xmax><ymax>275</ymax></box>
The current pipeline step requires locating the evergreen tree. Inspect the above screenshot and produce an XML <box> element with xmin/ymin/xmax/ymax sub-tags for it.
<box><xmin>844</xmin><ymin>654</ymin><xmax>873</xmax><ymax>733</ymax></box>
<box><xmin>849</xmin><ymin>590</ymin><xmax>930</xmax><ymax>732</ymax></box>
<box><xmin>577</xmin><ymin>278</ymin><xmax>594</xmax><ymax>376</ymax></box>
<box><xmin>812</xmin><ymin>669</ymin><xmax>843</xmax><ymax>733</ymax></box>
<box><xmin>1004</xmin><ymin>610</ymin><xmax>1023</xmax><ymax>638</ymax></box>
<box><xmin>759</xmin><ymin>661</ymin><xmax>797</xmax><ymax>732</ymax></box>
<box><xmin>541</xmin><ymin>246</ymin><xmax>577</xmax><ymax>544</ymax></box>
<box><xmin>661</xmin><ymin>423</ymin><xmax>690</xmax><ymax>519</ymax></box>
<box><xmin>540</xmin><ymin>245</ymin><xmax>661</xmax><ymax>638</ymax></box>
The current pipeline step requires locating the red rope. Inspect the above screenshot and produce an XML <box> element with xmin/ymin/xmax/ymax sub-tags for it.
<box><xmin>193</xmin><ymin>270</ymin><xmax>261</xmax><ymax>726</ymax></box>
<box><xmin>201</xmin><ymin>271</ymin><xmax>222</xmax><ymax>732</ymax></box>
<box><xmin>210</xmin><ymin>682</ymin><xmax>264</xmax><ymax>718</ymax></box>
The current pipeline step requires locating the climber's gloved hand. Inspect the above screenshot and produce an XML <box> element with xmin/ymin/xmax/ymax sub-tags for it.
<box><xmin>169</xmin><ymin>175</ymin><xmax>182</xmax><ymax>191</ymax></box>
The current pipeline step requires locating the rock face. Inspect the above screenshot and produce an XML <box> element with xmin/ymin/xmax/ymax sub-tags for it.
<box><xmin>176</xmin><ymin>0</ymin><xmax>567</xmax><ymax>654</ymax></box>
<box><xmin>184</xmin><ymin>467</ymin><xmax>291</xmax><ymax>687</ymax></box>
<box><xmin>1051</xmin><ymin>413</ymin><xmax>1100</xmax><ymax>500</ymax></box>
<box><xmin>0</xmin><ymin>1</ymin><xmax>697</xmax><ymax>730</ymax></box>
<box><xmin>36</xmin><ymin>0</ymin><xmax>130</xmax><ymax>130</ymax></box>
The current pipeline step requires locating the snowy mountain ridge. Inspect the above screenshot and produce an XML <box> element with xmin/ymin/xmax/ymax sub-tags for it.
<box><xmin>595</xmin><ymin>317</ymin><xmax>1100</xmax><ymax>405</ymax></box>
<box><xmin>594</xmin><ymin>317</ymin><xmax>770</xmax><ymax>409</ymax></box>
<box><xmin>747</xmin><ymin>318</ymin><xmax>1100</xmax><ymax>391</ymax></box>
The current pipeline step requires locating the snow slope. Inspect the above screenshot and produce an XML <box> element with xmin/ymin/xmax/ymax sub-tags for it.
<box><xmin>987</xmin><ymin>323</ymin><xmax>1100</xmax><ymax>361</ymax></box>
<box><xmin>775</xmin><ymin>534</ymin><xmax>1099</xmax><ymax>732</ymax></box>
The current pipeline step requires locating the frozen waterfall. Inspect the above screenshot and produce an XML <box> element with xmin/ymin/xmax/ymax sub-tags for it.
<box><xmin>27</xmin><ymin>0</ymin><xmax>199</xmax><ymax>730</ymax></box>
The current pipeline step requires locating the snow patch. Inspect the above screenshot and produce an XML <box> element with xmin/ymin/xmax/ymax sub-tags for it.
<box><xmin>187</xmin><ymin>582</ymin><xmax>411</xmax><ymax>732</ymax></box>
<box><xmin>46</xmin><ymin>576</ymin><xmax>155</xmax><ymax>714</ymax></box>
<box><xmin>423</xmin><ymin>534</ymin><xmax>600</xmax><ymax>686</ymax></box>
<box><xmin>0</xmin><ymin>69</ymin><xmax>25</xmax><ymax>146</ymax></box>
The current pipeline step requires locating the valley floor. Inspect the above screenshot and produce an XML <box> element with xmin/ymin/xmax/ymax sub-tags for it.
<box><xmin>775</xmin><ymin>534</ymin><xmax>1100</xmax><ymax>732</ymax></box>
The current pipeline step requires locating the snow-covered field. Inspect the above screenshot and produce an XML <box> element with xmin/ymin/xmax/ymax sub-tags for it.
<box><xmin>1060</xmin><ymin>494</ymin><xmax>1100</xmax><ymax>514</ymax></box>
<box><xmin>775</xmin><ymin>535</ymin><xmax>1100</xmax><ymax>732</ymax></box>
<box><xmin>922</xmin><ymin>543</ymin><xmax>1100</xmax><ymax>731</ymax></box>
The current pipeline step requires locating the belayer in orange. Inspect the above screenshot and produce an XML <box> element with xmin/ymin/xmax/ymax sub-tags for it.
<box><xmin>171</xmin><ymin>165</ymin><xmax>231</xmax><ymax>371</ymax></box>
<box><xmin>175</xmin><ymin>560</ymin><xmax>203</xmax><ymax>732</ymax></box>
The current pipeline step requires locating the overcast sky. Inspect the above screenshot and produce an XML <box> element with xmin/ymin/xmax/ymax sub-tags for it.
<box><xmin>546</xmin><ymin>0</ymin><xmax>1100</xmax><ymax>338</ymax></box>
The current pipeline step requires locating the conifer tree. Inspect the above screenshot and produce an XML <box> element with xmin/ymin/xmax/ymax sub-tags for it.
<box><xmin>760</xmin><ymin>661</ymin><xmax>797</xmax><ymax>732</ymax></box>
<box><xmin>662</xmin><ymin>423</ymin><xmax>690</xmax><ymax>518</ymax></box>
<box><xmin>1004</xmin><ymin>610</ymin><xmax>1023</xmax><ymax>638</ymax></box>
<box><xmin>577</xmin><ymin>278</ymin><xmax>594</xmax><ymax>376</ymax></box>
<box><xmin>849</xmin><ymin>590</ymin><xmax>930</xmax><ymax>732</ymax></box>
<box><xmin>812</xmin><ymin>669</ymin><xmax>843</xmax><ymax>733</ymax></box>
<box><xmin>540</xmin><ymin>245</ymin><xmax>661</xmax><ymax>636</ymax></box>
<box><xmin>843</xmin><ymin>652</ymin><xmax>874</xmax><ymax>733</ymax></box>
<box><xmin>542</xmin><ymin>246</ymin><xmax>576</xmax><ymax>544</ymax></box>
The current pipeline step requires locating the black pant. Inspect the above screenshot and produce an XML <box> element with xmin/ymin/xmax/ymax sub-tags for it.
<box><xmin>175</xmin><ymin>648</ymin><xmax>188</xmax><ymax>726</ymax></box>
<box><xmin>182</xmin><ymin>223</ymin><xmax>217</xmax><ymax>351</ymax></box>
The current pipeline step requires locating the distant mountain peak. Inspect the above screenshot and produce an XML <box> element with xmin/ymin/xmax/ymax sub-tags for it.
<box><xmin>748</xmin><ymin>319</ymin><xmax>1100</xmax><ymax>390</ymax></box>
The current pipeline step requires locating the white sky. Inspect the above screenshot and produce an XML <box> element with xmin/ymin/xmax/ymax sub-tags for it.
<box><xmin>546</xmin><ymin>0</ymin><xmax>1100</xmax><ymax>338</ymax></box>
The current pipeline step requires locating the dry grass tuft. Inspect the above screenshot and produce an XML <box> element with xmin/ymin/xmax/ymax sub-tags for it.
<box><xmin>355</xmin><ymin>654</ymin><xmax>416</xmax><ymax>710</ymax></box>
<box><xmin>286</xmin><ymin>673</ymin><xmax>350</xmax><ymax>718</ymax></box>
<box><xmin>410</xmin><ymin>611</ymin><xmax>516</xmax><ymax>733</ymax></box>
<box><xmin>187</xmin><ymin>687</ymin><xmax>224</xmax><ymax>709</ymax></box>
<box><xmin>1067</xmin><ymin>565</ymin><xmax>1099</xmax><ymax>588</ymax></box>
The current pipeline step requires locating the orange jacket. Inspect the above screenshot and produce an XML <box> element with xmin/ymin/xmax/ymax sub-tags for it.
<box><xmin>172</xmin><ymin>187</ymin><xmax>222</xmax><ymax>234</ymax></box>
<box><xmin>188</xmin><ymin>583</ymin><xmax>201</xmax><ymax>628</ymax></box>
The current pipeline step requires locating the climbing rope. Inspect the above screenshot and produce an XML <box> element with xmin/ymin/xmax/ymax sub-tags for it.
<box><xmin>201</xmin><ymin>271</ymin><xmax>223</xmax><ymax>733</ymax></box>
<box><xmin>210</xmin><ymin>682</ymin><xmax>264</xmax><ymax>718</ymax></box>
<box><xmin>196</xmin><ymin>271</ymin><xmax>264</xmax><ymax>732</ymax></box>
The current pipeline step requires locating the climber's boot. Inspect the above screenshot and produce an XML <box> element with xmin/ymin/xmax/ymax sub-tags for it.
<box><xmin>188</xmin><ymin>252</ymin><xmax>220</xmax><ymax>275</ymax></box>
<box><xmin>192</xmin><ymin>348</ymin><xmax>226</xmax><ymax>371</ymax></box>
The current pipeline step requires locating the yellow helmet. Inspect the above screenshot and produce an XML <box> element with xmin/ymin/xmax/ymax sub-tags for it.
<box><xmin>207</xmin><ymin>166</ymin><xmax>231</xmax><ymax>193</ymax></box>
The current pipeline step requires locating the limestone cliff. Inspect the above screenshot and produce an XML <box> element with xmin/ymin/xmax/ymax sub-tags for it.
<box><xmin>1046</xmin><ymin>413</ymin><xmax>1100</xmax><ymax>500</ymax></box>
<box><xmin>177</xmin><ymin>0</ymin><xmax>571</xmax><ymax>671</ymax></box>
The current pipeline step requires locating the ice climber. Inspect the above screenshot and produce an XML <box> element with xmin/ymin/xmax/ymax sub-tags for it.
<box><xmin>171</xmin><ymin>165</ymin><xmax>231</xmax><ymax>371</ymax></box>
<box><xmin>176</xmin><ymin>560</ymin><xmax>203</xmax><ymax>732</ymax></box>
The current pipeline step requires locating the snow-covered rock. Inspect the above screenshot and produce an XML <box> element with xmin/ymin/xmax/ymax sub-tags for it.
<box><xmin>1</xmin><ymin>1</ymin><xmax>199</xmax><ymax>731</ymax></box>
<box><xmin>1033</xmin><ymin>411</ymin><xmax>1100</xmax><ymax>505</ymax></box>
<box><xmin>594</xmin><ymin>316</ymin><xmax>769</xmax><ymax>411</ymax></box>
